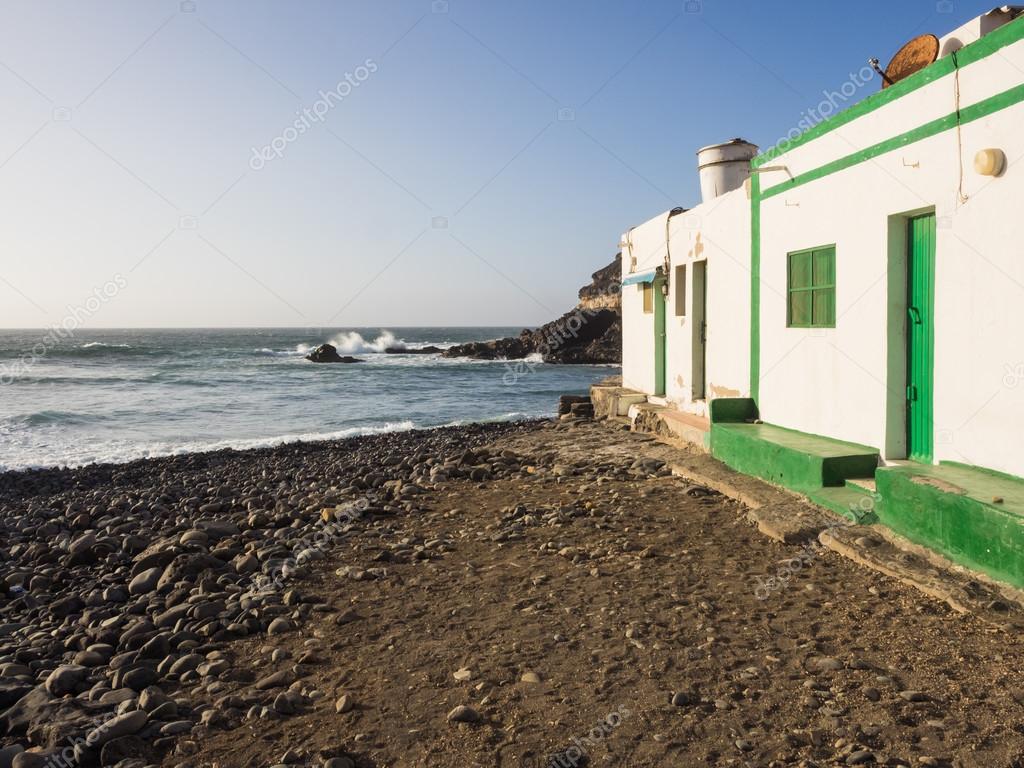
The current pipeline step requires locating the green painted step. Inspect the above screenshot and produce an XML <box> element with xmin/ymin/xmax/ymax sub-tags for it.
<box><xmin>808</xmin><ymin>484</ymin><xmax>879</xmax><ymax>523</ymax></box>
<box><xmin>711</xmin><ymin>422</ymin><xmax>879</xmax><ymax>493</ymax></box>
<box><xmin>876</xmin><ymin>461</ymin><xmax>1024</xmax><ymax>588</ymax></box>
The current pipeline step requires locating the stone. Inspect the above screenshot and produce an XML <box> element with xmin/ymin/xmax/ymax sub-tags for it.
<box><xmin>12</xmin><ymin>754</ymin><xmax>51</xmax><ymax>768</ymax></box>
<box><xmin>846</xmin><ymin>751</ymin><xmax>876</xmax><ymax>765</ymax></box>
<box><xmin>159</xmin><ymin>721</ymin><xmax>193</xmax><ymax>736</ymax></box>
<box><xmin>335</xmin><ymin>694</ymin><xmax>354</xmax><ymax>713</ymax></box>
<box><xmin>93</xmin><ymin>710</ymin><xmax>148</xmax><ymax>746</ymax></box>
<box><xmin>670</xmin><ymin>691</ymin><xmax>694</xmax><ymax>707</ymax></box>
<box><xmin>0</xmin><ymin>746</ymin><xmax>24</xmax><ymax>768</ymax></box>
<box><xmin>128</xmin><ymin>567</ymin><xmax>163</xmax><ymax>596</ymax></box>
<box><xmin>255</xmin><ymin>670</ymin><xmax>295</xmax><ymax>690</ymax></box>
<box><xmin>899</xmin><ymin>690</ymin><xmax>929</xmax><ymax>702</ymax></box>
<box><xmin>273</xmin><ymin>692</ymin><xmax>295</xmax><ymax>715</ymax></box>
<box><xmin>267</xmin><ymin>618</ymin><xmax>292</xmax><ymax>635</ymax></box>
<box><xmin>447</xmin><ymin>705</ymin><xmax>480</xmax><ymax>723</ymax></box>
<box><xmin>44</xmin><ymin>665</ymin><xmax>87</xmax><ymax>696</ymax></box>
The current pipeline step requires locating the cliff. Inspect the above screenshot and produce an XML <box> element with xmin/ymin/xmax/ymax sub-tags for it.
<box><xmin>442</xmin><ymin>255</ymin><xmax>621</xmax><ymax>364</ymax></box>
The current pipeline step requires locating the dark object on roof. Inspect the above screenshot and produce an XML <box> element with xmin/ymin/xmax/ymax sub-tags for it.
<box><xmin>883</xmin><ymin>33</ymin><xmax>940</xmax><ymax>88</ymax></box>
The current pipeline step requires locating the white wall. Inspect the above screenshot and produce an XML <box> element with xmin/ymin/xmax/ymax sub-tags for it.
<box><xmin>620</xmin><ymin>212</ymin><xmax>667</xmax><ymax>393</ymax></box>
<box><xmin>664</xmin><ymin>190</ymin><xmax>751</xmax><ymax>415</ymax></box>
<box><xmin>620</xmin><ymin>189</ymin><xmax>751</xmax><ymax>412</ymax></box>
<box><xmin>757</xmin><ymin>25</ymin><xmax>1024</xmax><ymax>475</ymax></box>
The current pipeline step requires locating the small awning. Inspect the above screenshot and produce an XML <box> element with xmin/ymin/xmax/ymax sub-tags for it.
<box><xmin>621</xmin><ymin>270</ymin><xmax>657</xmax><ymax>286</ymax></box>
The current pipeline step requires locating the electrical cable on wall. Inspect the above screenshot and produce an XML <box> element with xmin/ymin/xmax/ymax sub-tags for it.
<box><xmin>953</xmin><ymin>50</ymin><xmax>970</xmax><ymax>205</ymax></box>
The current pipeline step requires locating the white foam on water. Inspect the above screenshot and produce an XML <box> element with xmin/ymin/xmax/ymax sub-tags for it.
<box><xmin>328</xmin><ymin>330</ymin><xmax>403</xmax><ymax>354</ymax></box>
<box><xmin>0</xmin><ymin>420</ymin><xmax>420</xmax><ymax>472</ymax></box>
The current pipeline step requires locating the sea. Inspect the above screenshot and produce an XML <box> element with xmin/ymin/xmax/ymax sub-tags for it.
<box><xmin>0</xmin><ymin>328</ymin><xmax>618</xmax><ymax>473</ymax></box>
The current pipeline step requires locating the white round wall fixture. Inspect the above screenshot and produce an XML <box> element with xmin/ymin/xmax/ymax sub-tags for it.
<box><xmin>974</xmin><ymin>148</ymin><xmax>1006</xmax><ymax>177</ymax></box>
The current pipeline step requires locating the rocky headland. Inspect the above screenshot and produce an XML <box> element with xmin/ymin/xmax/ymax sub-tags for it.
<box><xmin>442</xmin><ymin>255</ymin><xmax>621</xmax><ymax>364</ymax></box>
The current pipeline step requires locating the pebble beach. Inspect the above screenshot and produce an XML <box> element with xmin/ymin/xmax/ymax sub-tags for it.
<box><xmin>4</xmin><ymin>416</ymin><xmax>1024</xmax><ymax>767</ymax></box>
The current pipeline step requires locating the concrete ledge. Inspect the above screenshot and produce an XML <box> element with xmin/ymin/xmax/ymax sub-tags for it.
<box><xmin>820</xmin><ymin>524</ymin><xmax>1024</xmax><ymax>628</ymax></box>
<box><xmin>711</xmin><ymin>422</ymin><xmax>879</xmax><ymax>492</ymax></box>
<box><xmin>877</xmin><ymin>462</ymin><xmax>1024</xmax><ymax>589</ymax></box>
<box><xmin>590</xmin><ymin>385</ymin><xmax>646</xmax><ymax>419</ymax></box>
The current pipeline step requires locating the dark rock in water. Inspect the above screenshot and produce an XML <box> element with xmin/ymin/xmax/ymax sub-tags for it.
<box><xmin>443</xmin><ymin>255</ymin><xmax>622</xmax><ymax>364</ymax></box>
<box><xmin>384</xmin><ymin>346</ymin><xmax>442</xmax><ymax>354</ymax></box>
<box><xmin>305</xmin><ymin>344</ymin><xmax>364</xmax><ymax>364</ymax></box>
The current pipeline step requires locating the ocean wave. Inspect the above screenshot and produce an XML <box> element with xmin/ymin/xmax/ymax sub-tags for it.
<box><xmin>437</xmin><ymin>411</ymin><xmax>537</xmax><ymax>427</ymax></box>
<box><xmin>48</xmin><ymin>343</ymin><xmax>161</xmax><ymax>359</ymax></box>
<box><xmin>0</xmin><ymin>420</ymin><xmax>418</xmax><ymax>471</ymax></box>
<box><xmin>3</xmin><ymin>410</ymin><xmax>106</xmax><ymax>428</ymax></box>
<box><xmin>0</xmin><ymin>411</ymin><xmax>550</xmax><ymax>472</ymax></box>
<box><xmin>255</xmin><ymin>345</ymin><xmax>309</xmax><ymax>357</ymax></box>
<box><xmin>328</xmin><ymin>330</ymin><xmax>403</xmax><ymax>354</ymax></box>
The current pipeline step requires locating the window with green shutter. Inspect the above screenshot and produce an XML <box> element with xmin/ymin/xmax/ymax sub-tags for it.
<box><xmin>787</xmin><ymin>245</ymin><xmax>835</xmax><ymax>328</ymax></box>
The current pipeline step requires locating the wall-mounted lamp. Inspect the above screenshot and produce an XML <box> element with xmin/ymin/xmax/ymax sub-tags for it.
<box><xmin>974</xmin><ymin>148</ymin><xmax>1006</xmax><ymax>177</ymax></box>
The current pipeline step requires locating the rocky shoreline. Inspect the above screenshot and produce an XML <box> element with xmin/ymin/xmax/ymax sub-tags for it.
<box><xmin>442</xmin><ymin>256</ymin><xmax>621</xmax><ymax>364</ymax></box>
<box><xmin>0</xmin><ymin>420</ymin><xmax>541</xmax><ymax>767</ymax></box>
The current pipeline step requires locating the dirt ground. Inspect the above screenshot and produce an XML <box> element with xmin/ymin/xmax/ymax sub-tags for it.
<box><xmin>171</xmin><ymin>420</ymin><xmax>1024</xmax><ymax>768</ymax></box>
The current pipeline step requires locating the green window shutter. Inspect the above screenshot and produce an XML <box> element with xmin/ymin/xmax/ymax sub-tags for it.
<box><xmin>787</xmin><ymin>245</ymin><xmax>835</xmax><ymax>328</ymax></box>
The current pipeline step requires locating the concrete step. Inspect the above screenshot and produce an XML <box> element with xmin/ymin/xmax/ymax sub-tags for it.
<box><xmin>807</xmin><ymin>484</ymin><xmax>879</xmax><ymax>523</ymax></box>
<box><xmin>876</xmin><ymin>462</ymin><xmax>1024</xmax><ymax>588</ymax></box>
<box><xmin>711</xmin><ymin>422</ymin><xmax>879</xmax><ymax>492</ymax></box>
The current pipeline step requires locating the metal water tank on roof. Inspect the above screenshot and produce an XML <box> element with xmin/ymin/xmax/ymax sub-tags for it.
<box><xmin>696</xmin><ymin>138</ymin><xmax>759</xmax><ymax>203</ymax></box>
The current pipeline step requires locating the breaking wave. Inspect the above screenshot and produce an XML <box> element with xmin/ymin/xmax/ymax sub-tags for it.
<box><xmin>328</xmin><ymin>330</ymin><xmax>403</xmax><ymax>354</ymax></box>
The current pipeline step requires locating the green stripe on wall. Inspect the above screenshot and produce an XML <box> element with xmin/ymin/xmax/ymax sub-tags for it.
<box><xmin>753</xmin><ymin>16</ymin><xmax>1024</xmax><ymax>167</ymax></box>
<box><xmin>749</xmin><ymin>173</ymin><xmax>760</xmax><ymax>402</ymax></box>
<box><xmin>760</xmin><ymin>81</ymin><xmax>1024</xmax><ymax>200</ymax></box>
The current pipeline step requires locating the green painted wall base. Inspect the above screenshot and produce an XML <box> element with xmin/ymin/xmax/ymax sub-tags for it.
<box><xmin>709</xmin><ymin>397</ymin><xmax>759</xmax><ymax>424</ymax></box>
<box><xmin>706</xmin><ymin>416</ymin><xmax>1024</xmax><ymax>589</ymax></box>
<box><xmin>876</xmin><ymin>463</ymin><xmax>1024</xmax><ymax>589</ymax></box>
<box><xmin>711</xmin><ymin>422</ymin><xmax>879</xmax><ymax>493</ymax></box>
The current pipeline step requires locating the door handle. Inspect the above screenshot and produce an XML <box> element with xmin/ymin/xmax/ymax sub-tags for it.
<box><xmin>908</xmin><ymin>306</ymin><xmax>922</xmax><ymax>324</ymax></box>
<box><xmin>907</xmin><ymin>385</ymin><xmax>917</xmax><ymax>402</ymax></box>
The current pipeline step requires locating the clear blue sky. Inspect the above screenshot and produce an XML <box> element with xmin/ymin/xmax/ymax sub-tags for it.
<box><xmin>0</xmin><ymin>0</ymin><xmax>1000</xmax><ymax>328</ymax></box>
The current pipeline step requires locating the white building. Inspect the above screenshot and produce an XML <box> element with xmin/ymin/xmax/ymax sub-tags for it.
<box><xmin>613</xmin><ymin>8</ymin><xmax>1024</xmax><ymax>587</ymax></box>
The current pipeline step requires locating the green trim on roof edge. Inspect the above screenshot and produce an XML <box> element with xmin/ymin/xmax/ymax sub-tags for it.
<box><xmin>753</xmin><ymin>15</ymin><xmax>1024</xmax><ymax>167</ymax></box>
<box><xmin>760</xmin><ymin>81</ymin><xmax>1024</xmax><ymax>199</ymax></box>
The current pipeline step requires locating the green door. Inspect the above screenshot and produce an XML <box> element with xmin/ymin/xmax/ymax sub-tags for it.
<box><xmin>907</xmin><ymin>213</ymin><xmax>936</xmax><ymax>462</ymax></box>
<box><xmin>654</xmin><ymin>275</ymin><xmax>666</xmax><ymax>396</ymax></box>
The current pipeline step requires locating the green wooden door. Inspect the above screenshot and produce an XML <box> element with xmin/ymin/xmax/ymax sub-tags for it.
<box><xmin>654</xmin><ymin>276</ymin><xmax>666</xmax><ymax>396</ymax></box>
<box><xmin>907</xmin><ymin>213</ymin><xmax>936</xmax><ymax>462</ymax></box>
